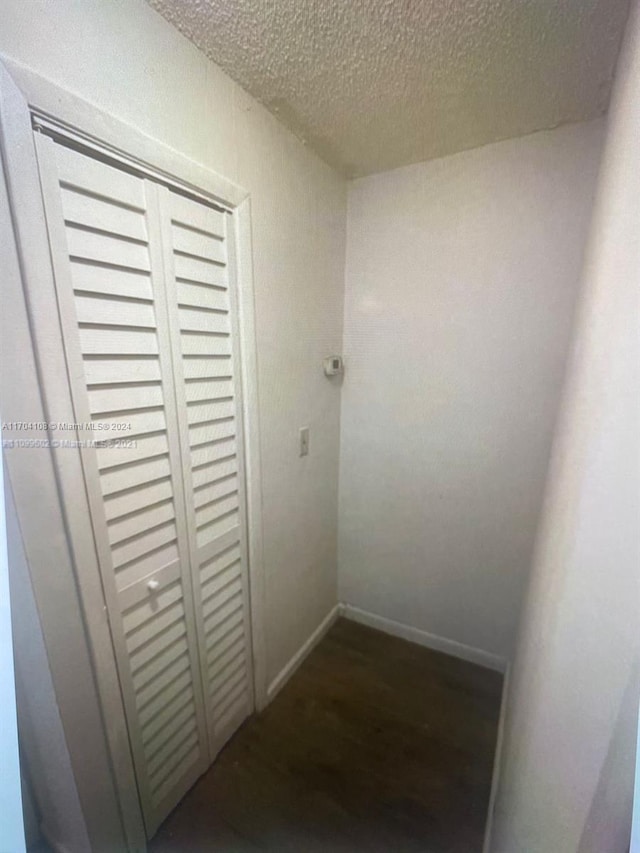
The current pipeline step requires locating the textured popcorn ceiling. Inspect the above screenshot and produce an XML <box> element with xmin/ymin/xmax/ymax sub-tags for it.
<box><xmin>147</xmin><ymin>0</ymin><xmax>629</xmax><ymax>177</ymax></box>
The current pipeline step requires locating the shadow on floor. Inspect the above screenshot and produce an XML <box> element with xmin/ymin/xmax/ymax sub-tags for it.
<box><xmin>150</xmin><ymin>618</ymin><xmax>503</xmax><ymax>852</ymax></box>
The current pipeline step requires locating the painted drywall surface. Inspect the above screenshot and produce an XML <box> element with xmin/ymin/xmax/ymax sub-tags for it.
<box><xmin>0</xmin><ymin>0</ymin><xmax>346</xmax><ymax>688</ymax></box>
<box><xmin>339</xmin><ymin>121</ymin><xmax>604</xmax><ymax>662</ymax></box>
<box><xmin>490</xmin><ymin>1</ymin><xmax>640</xmax><ymax>849</ymax></box>
<box><xmin>6</xmin><ymin>484</ymin><xmax>90</xmax><ymax>853</ymax></box>
<box><xmin>148</xmin><ymin>0</ymin><xmax>629</xmax><ymax>177</ymax></box>
<box><xmin>0</xmin><ymin>464</ymin><xmax>25</xmax><ymax>852</ymax></box>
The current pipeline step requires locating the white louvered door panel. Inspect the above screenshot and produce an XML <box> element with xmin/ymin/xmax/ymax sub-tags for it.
<box><xmin>34</xmin><ymin>134</ymin><xmax>211</xmax><ymax>836</ymax></box>
<box><xmin>157</xmin><ymin>187</ymin><xmax>254</xmax><ymax>756</ymax></box>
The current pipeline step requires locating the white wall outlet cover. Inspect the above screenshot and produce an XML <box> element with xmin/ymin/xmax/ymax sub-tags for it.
<box><xmin>323</xmin><ymin>355</ymin><xmax>344</xmax><ymax>376</ymax></box>
<box><xmin>299</xmin><ymin>426</ymin><xmax>310</xmax><ymax>457</ymax></box>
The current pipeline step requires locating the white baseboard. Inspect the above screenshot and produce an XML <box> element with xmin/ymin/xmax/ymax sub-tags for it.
<box><xmin>266</xmin><ymin>604</ymin><xmax>340</xmax><ymax>702</ymax></box>
<box><xmin>340</xmin><ymin>604</ymin><xmax>507</xmax><ymax>673</ymax></box>
<box><xmin>482</xmin><ymin>662</ymin><xmax>511</xmax><ymax>853</ymax></box>
<box><xmin>265</xmin><ymin>601</ymin><xmax>506</xmax><ymax>711</ymax></box>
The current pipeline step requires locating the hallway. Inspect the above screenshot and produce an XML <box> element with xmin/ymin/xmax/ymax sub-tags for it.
<box><xmin>150</xmin><ymin>619</ymin><xmax>503</xmax><ymax>852</ymax></box>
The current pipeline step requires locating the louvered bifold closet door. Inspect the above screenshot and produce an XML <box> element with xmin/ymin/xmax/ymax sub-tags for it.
<box><xmin>156</xmin><ymin>187</ymin><xmax>254</xmax><ymax>756</ymax></box>
<box><xmin>34</xmin><ymin>134</ymin><xmax>211</xmax><ymax>836</ymax></box>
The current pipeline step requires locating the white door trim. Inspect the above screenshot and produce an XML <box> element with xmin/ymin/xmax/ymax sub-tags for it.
<box><xmin>1</xmin><ymin>57</ymin><xmax>249</xmax><ymax>209</ymax></box>
<box><xmin>0</xmin><ymin>55</ymin><xmax>268</xmax><ymax>846</ymax></box>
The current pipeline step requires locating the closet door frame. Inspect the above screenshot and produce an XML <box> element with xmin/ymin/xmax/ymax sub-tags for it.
<box><xmin>0</xmin><ymin>58</ymin><xmax>268</xmax><ymax>850</ymax></box>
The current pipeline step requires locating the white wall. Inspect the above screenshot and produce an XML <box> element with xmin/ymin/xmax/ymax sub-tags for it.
<box><xmin>339</xmin><ymin>121</ymin><xmax>604</xmax><ymax>664</ymax></box>
<box><xmin>0</xmin><ymin>459</ymin><xmax>25</xmax><ymax>853</ymax></box>
<box><xmin>490</xmin><ymin>0</ymin><xmax>640</xmax><ymax>849</ymax></box>
<box><xmin>0</xmin><ymin>0</ymin><xmax>346</xmax><ymax>688</ymax></box>
<box><xmin>6</xmin><ymin>484</ymin><xmax>90</xmax><ymax>853</ymax></box>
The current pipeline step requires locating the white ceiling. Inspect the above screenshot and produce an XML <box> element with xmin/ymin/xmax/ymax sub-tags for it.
<box><xmin>147</xmin><ymin>0</ymin><xmax>629</xmax><ymax>177</ymax></box>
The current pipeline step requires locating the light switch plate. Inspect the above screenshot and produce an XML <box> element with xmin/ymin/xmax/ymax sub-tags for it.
<box><xmin>299</xmin><ymin>426</ymin><xmax>309</xmax><ymax>457</ymax></box>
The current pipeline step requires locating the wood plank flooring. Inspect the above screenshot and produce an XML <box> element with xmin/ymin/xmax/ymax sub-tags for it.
<box><xmin>150</xmin><ymin>618</ymin><xmax>503</xmax><ymax>852</ymax></box>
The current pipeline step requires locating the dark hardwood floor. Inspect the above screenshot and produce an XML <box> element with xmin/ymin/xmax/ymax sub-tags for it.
<box><xmin>150</xmin><ymin>618</ymin><xmax>503</xmax><ymax>853</ymax></box>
